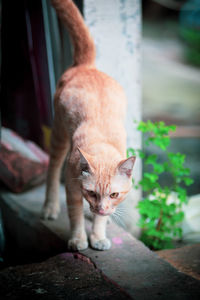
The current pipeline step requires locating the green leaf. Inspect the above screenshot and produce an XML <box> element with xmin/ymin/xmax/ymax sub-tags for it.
<box><xmin>153</xmin><ymin>163</ymin><xmax>165</xmax><ymax>174</ymax></box>
<box><xmin>147</xmin><ymin>136</ymin><xmax>170</xmax><ymax>150</ymax></box>
<box><xmin>183</xmin><ymin>177</ymin><xmax>194</xmax><ymax>186</ymax></box>
<box><xmin>144</xmin><ymin>173</ymin><xmax>158</xmax><ymax>183</ymax></box>
<box><xmin>169</xmin><ymin>125</ymin><xmax>176</xmax><ymax>132</ymax></box>
<box><xmin>145</xmin><ymin>154</ymin><xmax>157</xmax><ymax>165</ymax></box>
<box><xmin>176</xmin><ymin>186</ymin><xmax>187</xmax><ymax>203</ymax></box>
<box><xmin>173</xmin><ymin>227</ymin><xmax>182</xmax><ymax>238</ymax></box>
<box><xmin>138</xmin><ymin>149</ymin><xmax>145</xmax><ymax>159</ymax></box>
<box><xmin>173</xmin><ymin>211</ymin><xmax>185</xmax><ymax>223</ymax></box>
<box><xmin>139</xmin><ymin>175</ymin><xmax>159</xmax><ymax>191</ymax></box>
<box><xmin>137</xmin><ymin>121</ymin><xmax>149</xmax><ymax>132</ymax></box>
<box><xmin>168</xmin><ymin>152</ymin><xmax>185</xmax><ymax>167</ymax></box>
<box><xmin>127</xmin><ymin>148</ymin><xmax>136</xmax><ymax>157</ymax></box>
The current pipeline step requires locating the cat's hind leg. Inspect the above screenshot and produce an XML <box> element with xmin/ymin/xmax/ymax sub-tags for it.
<box><xmin>41</xmin><ymin>119</ymin><xmax>70</xmax><ymax>220</ymax></box>
<box><xmin>90</xmin><ymin>215</ymin><xmax>111</xmax><ymax>250</ymax></box>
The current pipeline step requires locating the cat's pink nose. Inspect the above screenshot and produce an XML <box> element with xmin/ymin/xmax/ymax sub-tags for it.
<box><xmin>99</xmin><ymin>208</ymin><xmax>108</xmax><ymax>215</ymax></box>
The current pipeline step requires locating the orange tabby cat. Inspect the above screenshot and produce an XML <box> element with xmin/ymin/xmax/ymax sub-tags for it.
<box><xmin>41</xmin><ymin>0</ymin><xmax>136</xmax><ymax>251</ymax></box>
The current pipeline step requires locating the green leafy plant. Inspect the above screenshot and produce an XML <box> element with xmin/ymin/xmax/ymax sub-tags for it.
<box><xmin>127</xmin><ymin>120</ymin><xmax>194</xmax><ymax>250</ymax></box>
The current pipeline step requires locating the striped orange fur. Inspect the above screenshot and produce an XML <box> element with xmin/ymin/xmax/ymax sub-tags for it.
<box><xmin>41</xmin><ymin>0</ymin><xmax>136</xmax><ymax>251</ymax></box>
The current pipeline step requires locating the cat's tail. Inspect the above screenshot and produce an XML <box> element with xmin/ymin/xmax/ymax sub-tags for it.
<box><xmin>51</xmin><ymin>0</ymin><xmax>96</xmax><ymax>66</ymax></box>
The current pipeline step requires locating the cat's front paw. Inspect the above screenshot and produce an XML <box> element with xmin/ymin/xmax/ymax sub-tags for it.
<box><xmin>89</xmin><ymin>234</ymin><xmax>111</xmax><ymax>251</ymax></box>
<box><xmin>68</xmin><ymin>238</ymin><xmax>88</xmax><ymax>251</ymax></box>
<box><xmin>41</xmin><ymin>203</ymin><xmax>60</xmax><ymax>220</ymax></box>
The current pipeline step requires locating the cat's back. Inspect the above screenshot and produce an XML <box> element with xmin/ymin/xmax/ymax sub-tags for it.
<box><xmin>56</xmin><ymin>65</ymin><xmax>127</xmax><ymax>119</ymax></box>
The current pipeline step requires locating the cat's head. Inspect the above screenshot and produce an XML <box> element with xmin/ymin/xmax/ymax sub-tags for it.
<box><xmin>78</xmin><ymin>148</ymin><xmax>136</xmax><ymax>216</ymax></box>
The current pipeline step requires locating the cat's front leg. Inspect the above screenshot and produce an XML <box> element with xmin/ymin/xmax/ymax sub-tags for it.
<box><xmin>90</xmin><ymin>215</ymin><xmax>111</xmax><ymax>251</ymax></box>
<box><xmin>66</xmin><ymin>183</ymin><xmax>88</xmax><ymax>251</ymax></box>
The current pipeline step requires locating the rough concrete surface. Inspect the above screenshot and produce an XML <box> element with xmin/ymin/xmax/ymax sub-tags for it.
<box><xmin>0</xmin><ymin>252</ymin><xmax>130</xmax><ymax>300</ymax></box>
<box><xmin>84</xmin><ymin>224</ymin><xmax>200</xmax><ymax>300</ymax></box>
<box><xmin>157</xmin><ymin>243</ymin><xmax>200</xmax><ymax>281</ymax></box>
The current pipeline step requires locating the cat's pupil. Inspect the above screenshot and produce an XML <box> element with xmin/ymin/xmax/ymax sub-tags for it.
<box><xmin>110</xmin><ymin>192</ymin><xmax>119</xmax><ymax>198</ymax></box>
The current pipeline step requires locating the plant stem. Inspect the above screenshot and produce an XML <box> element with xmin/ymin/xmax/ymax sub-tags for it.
<box><xmin>156</xmin><ymin>210</ymin><xmax>163</xmax><ymax>231</ymax></box>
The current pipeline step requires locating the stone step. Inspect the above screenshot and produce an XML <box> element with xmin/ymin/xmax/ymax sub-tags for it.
<box><xmin>157</xmin><ymin>244</ymin><xmax>200</xmax><ymax>281</ymax></box>
<box><xmin>0</xmin><ymin>252</ymin><xmax>130</xmax><ymax>300</ymax></box>
<box><xmin>0</xmin><ymin>184</ymin><xmax>200</xmax><ymax>300</ymax></box>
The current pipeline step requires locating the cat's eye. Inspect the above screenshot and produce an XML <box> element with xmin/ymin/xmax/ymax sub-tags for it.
<box><xmin>87</xmin><ymin>190</ymin><xmax>97</xmax><ymax>198</ymax></box>
<box><xmin>110</xmin><ymin>192</ymin><xmax>119</xmax><ymax>199</ymax></box>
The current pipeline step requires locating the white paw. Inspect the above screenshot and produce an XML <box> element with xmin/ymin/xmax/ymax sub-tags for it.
<box><xmin>68</xmin><ymin>238</ymin><xmax>88</xmax><ymax>251</ymax></box>
<box><xmin>90</xmin><ymin>234</ymin><xmax>111</xmax><ymax>251</ymax></box>
<box><xmin>41</xmin><ymin>203</ymin><xmax>60</xmax><ymax>220</ymax></box>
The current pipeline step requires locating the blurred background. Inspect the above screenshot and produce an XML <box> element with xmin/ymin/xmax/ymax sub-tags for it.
<box><xmin>142</xmin><ymin>0</ymin><xmax>200</xmax><ymax>195</ymax></box>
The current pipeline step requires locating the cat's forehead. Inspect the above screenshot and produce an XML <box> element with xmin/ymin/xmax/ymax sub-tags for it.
<box><xmin>110</xmin><ymin>174</ymin><xmax>129</xmax><ymax>193</ymax></box>
<box><xmin>81</xmin><ymin>174</ymin><xmax>96</xmax><ymax>191</ymax></box>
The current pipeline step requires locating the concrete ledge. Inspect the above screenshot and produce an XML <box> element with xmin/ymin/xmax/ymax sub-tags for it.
<box><xmin>0</xmin><ymin>252</ymin><xmax>130</xmax><ymax>300</ymax></box>
<box><xmin>157</xmin><ymin>244</ymin><xmax>200</xmax><ymax>281</ymax></box>
<box><xmin>1</xmin><ymin>185</ymin><xmax>200</xmax><ymax>299</ymax></box>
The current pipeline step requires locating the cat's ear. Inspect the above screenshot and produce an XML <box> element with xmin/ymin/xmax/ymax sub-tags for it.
<box><xmin>117</xmin><ymin>156</ymin><xmax>136</xmax><ymax>178</ymax></box>
<box><xmin>78</xmin><ymin>148</ymin><xmax>93</xmax><ymax>175</ymax></box>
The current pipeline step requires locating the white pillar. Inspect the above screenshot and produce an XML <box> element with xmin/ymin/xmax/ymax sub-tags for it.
<box><xmin>84</xmin><ymin>0</ymin><xmax>142</xmax><ymax>234</ymax></box>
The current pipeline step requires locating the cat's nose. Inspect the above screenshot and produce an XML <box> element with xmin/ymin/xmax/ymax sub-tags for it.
<box><xmin>99</xmin><ymin>208</ymin><xmax>105</xmax><ymax>215</ymax></box>
<box><xmin>98</xmin><ymin>205</ymin><xmax>109</xmax><ymax>215</ymax></box>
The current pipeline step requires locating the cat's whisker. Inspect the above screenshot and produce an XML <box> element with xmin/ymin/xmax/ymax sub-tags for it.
<box><xmin>110</xmin><ymin>213</ymin><xmax>118</xmax><ymax>225</ymax></box>
<box><xmin>117</xmin><ymin>205</ymin><xmax>126</xmax><ymax>211</ymax></box>
<box><xmin>113</xmin><ymin>215</ymin><xmax>126</xmax><ymax>230</ymax></box>
<box><xmin>111</xmin><ymin>211</ymin><xmax>126</xmax><ymax>230</ymax></box>
<box><xmin>114</xmin><ymin>213</ymin><xmax>124</xmax><ymax>225</ymax></box>
<box><xmin>115</xmin><ymin>207</ymin><xmax>127</xmax><ymax>217</ymax></box>
<box><xmin>115</xmin><ymin>209</ymin><xmax>126</xmax><ymax>216</ymax></box>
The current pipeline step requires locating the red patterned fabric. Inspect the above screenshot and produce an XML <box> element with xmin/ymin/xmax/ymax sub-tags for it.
<box><xmin>0</xmin><ymin>144</ymin><xmax>47</xmax><ymax>193</ymax></box>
